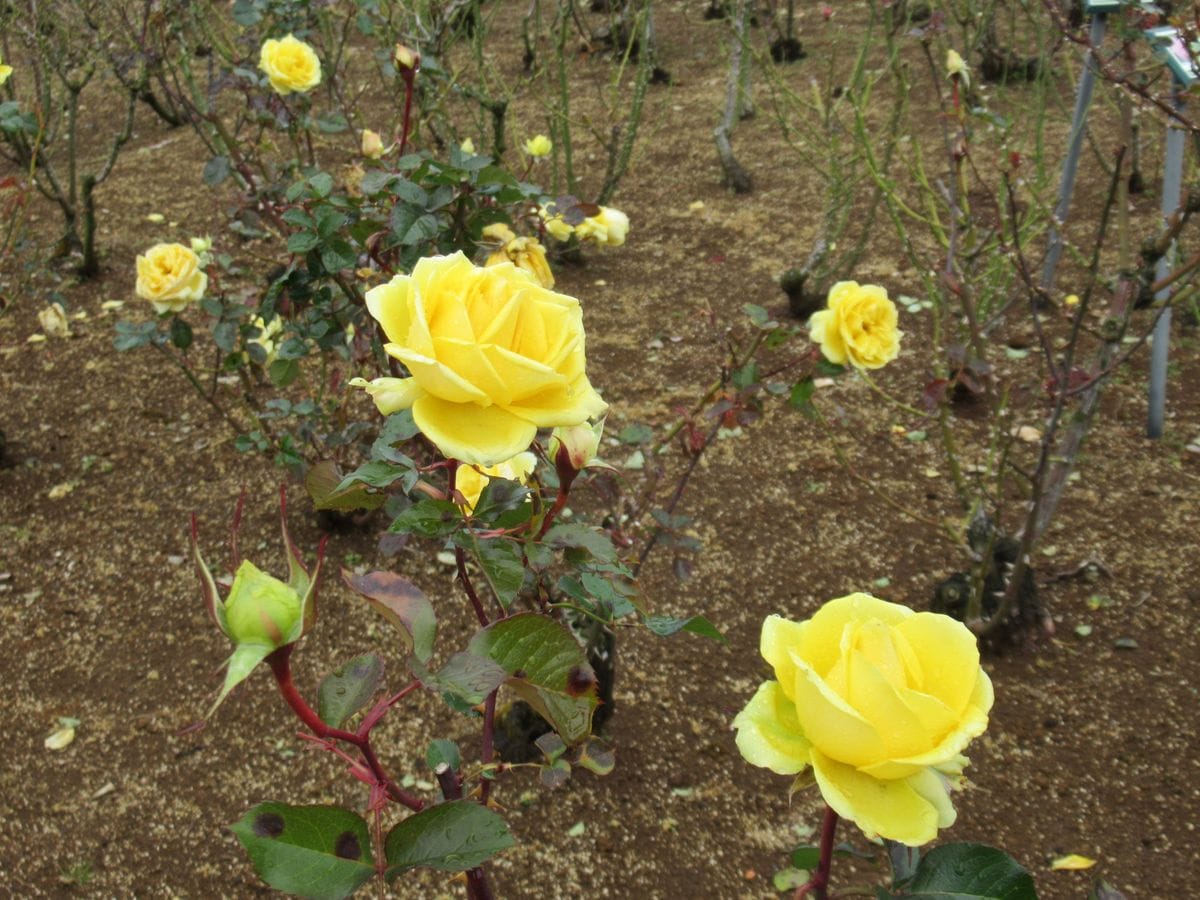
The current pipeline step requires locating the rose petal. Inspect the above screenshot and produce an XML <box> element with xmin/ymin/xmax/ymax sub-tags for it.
<box><xmin>799</xmin><ymin>593</ymin><xmax>911</xmax><ymax>677</ymax></box>
<box><xmin>349</xmin><ymin>376</ymin><xmax>422</xmax><ymax>415</ymax></box>
<box><xmin>810</xmin><ymin>750</ymin><xmax>942</xmax><ymax>846</ymax></box>
<box><xmin>760</xmin><ymin>614</ymin><xmax>809</xmax><ymax>701</ymax></box>
<box><xmin>894</xmin><ymin>611</ymin><xmax>985</xmax><ymax>714</ymax></box>
<box><xmin>388</xmin><ymin>346</ymin><xmax>490</xmax><ymax>404</ymax></box>
<box><xmin>732</xmin><ymin>681</ymin><xmax>812</xmax><ymax>775</ymax></box>
<box><xmin>790</xmin><ymin>652</ymin><xmax>887</xmax><ymax>768</ymax></box>
<box><xmin>412</xmin><ymin>394</ymin><xmax>537</xmax><ymax>466</ymax></box>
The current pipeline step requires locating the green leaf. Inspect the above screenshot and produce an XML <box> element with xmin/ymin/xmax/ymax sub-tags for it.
<box><xmin>336</xmin><ymin>460</ymin><xmax>417</xmax><ymax>495</ymax></box>
<box><xmin>321</xmin><ymin>239</ymin><xmax>358</xmax><ymax>273</ymax></box>
<box><xmin>384</xmin><ymin>800</ymin><xmax>514</xmax><ymax>878</ymax></box>
<box><xmin>306</xmin><ymin>460</ymin><xmax>387</xmax><ymax>512</ymax></box>
<box><xmin>426</xmin><ymin>739</ymin><xmax>461</xmax><ymax>773</ymax></box>
<box><xmin>169</xmin><ymin>317</ymin><xmax>193</xmax><ymax>350</ymax></box>
<box><xmin>388</xmin><ymin>499</ymin><xmax>462</xmax><ymax>539</ymax></box>
<box><xmin>542</xmin><ymin>524</ymin><xmax>617</xmax><ymax>562</ymax></box>
<box><xmin>203</xmin><ymin>155</ymin><xmax>232</xmax><ymax>187</ymax></box>
<box><xmin>885</xmin><ymin>840</ymin><xmax>921</xmax><ymax>884</ymax></box>
<box><xmin>424</xmin><ymin>651</ymin><xmax>506</xmax><ymax>705</ymax></box>
<box><xmin>359</xmin><ymin>170</ymin><xmax>395</xmax><ymax>195</ymax></box>
<box><xmin>643</xmin><ymin>614</ymin><xmax>725</xmax><ymax>642</ymax></box>
<box><xmin>883</xmin><ymin>843</ymin><xmax>1036</xmax><ymax>899</ymax></box>
<box><xmin>473</xmin><ymin>538</ymin><xmax>524</xmax><ymax>610</ymax></box>
<box><xmin>792</xmin><ymin>845</ymin><xmax>821</xmax><ymax>870</ymax></box>
<box><xmin>288</xmin><ymin>231</ymin><xmax>322</xmax><ymax>254</ymax></box>
<box><xmin>343</xmin><ymin>570</ymin><xmax>436</xmax><ymax>662</ymax></box>
<box><xmin>269</xmin><ymin>358</ymin><xmax>300</xmax><ymax>388</ymax></box>
<box><xmin>790</xmin><ymin>379</ymin><xmax>816</xmax><ymax>417</ymax></box>
<box><xmin>309</xmin><ymin>172</ymin><xmax>335</xmax><ymax>198</ymax></box>
<box><xmin>393</xmin><ymin>179</ymin><xmax>427</xmax><ymax>205</ymax></box>
<box><xmin>402</xmin><ymin>213</ymin><xmax>440</xmax><ymax>245</ymax></box>
<box><xmin>316</xmin><ymin>111</ymin><xmax>350</xmax><ymax>133</ymax></box>
<box><xmin>468</xmin><ymin>614</ymin><xmax>597</xmax><ymax>743</ymax></box>
<box><xmin>617</xmin><ymin>423</ymin><xmax>654</xmax><ymax>444</ymax></box>
<box><xmin>229</xmin><ymin>803</ymin><xmax>374</xmax><ymax>900</ymax></box>
<box><xmin>317</xmin><ymin>654</ymin><xmax>385</xmax><ymax>727</ymax></box>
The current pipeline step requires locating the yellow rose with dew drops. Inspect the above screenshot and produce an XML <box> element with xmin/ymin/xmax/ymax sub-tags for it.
<box><xmin>733</xmin><ymin>593</ymin><xmax>993</xmax><ymax>846</ymax></box>
<box><xmin>808</xmin><ymin>281</ymin><xmax>902</xmax><ymax>371</ymax></box>
<box><xmin>259</xmin><ymin>35</ymin><xmax>321</xmax><ymax>96</ymax></box>
<box><xmin>351</xmin><ymin>252</ymin><xmax>606</xmax><ymax>466</ymax></box>
<box><xmin>455</xmin><ymin>452</ymin><xmax>537</xmax><ymax>513</ymax></box>
<box><xmin>482</xmin><ymin>222</ymin><xmax>555</xmax><ymax>289</ymax></box>
<box><xmin>135</xmin><ymin>243</ymin><xmax>207</xmax><ymax>314</ymax></box>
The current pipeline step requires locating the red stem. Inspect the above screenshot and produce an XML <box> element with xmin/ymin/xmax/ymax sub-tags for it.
<box><xmin>794</xmin><ymin>805</ymin><xmax>838</xmax><ymax>900</ymax></box>
<box><xmin>398</xmin><ymin>72</ymin><xmax>415</xmax><ymax>157</ymax></box>
<box><xmin>267</xmin><ymin>647</ymin><xmax>425</xmax><ymax>811</ymax></box>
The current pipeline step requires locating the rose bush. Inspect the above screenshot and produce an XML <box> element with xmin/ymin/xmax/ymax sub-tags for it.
<box><xmin>808</xmin><ymin>281</ymin><xmax>902</xmax><ymax>370</ymax></box>
<box><xmin>733</xmin><ymin>593</ymin><xmax>993</xmax><ymax>846</ymax></box>
<box><xmin>258</xmin><ymin>35</ymin><xmax>321</xmax><ymax>95</ymax></box>
<box><xmin>135</xmin><ymin>242</ymin><xmax>207</xmax><ymax>314</ymax></box>
<box><xmin>352</xmin><ymin>252</ymin><xmax>606</xmax><ymax>466</ymax></box>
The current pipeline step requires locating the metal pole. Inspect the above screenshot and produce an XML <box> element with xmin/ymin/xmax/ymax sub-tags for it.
<box><xmin>1148</xmin><ymin>83</ymin><xmax>1184</xmax><ymax>438</ymax></box>
<box><xmin>1041</xmin><ymin>14</ymin><xmax>1107</xmax><ymax>295</ymax></box>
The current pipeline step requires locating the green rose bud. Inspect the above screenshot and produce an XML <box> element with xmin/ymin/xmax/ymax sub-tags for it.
<box><xmin>192</xmin><ymin>490</ymin><xmax>325</xmax><ymax>716</ymax></box>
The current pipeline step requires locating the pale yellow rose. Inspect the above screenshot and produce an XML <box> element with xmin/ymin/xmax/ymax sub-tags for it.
<box><xmin>259</xmin><ymin>35</ymin><xmax>321</xmax><ymax>95</ymax></box>
<box><xmin>575</xmin><ymin>206</ymin><xmax>629</xmax><ymax>247</ymax></box>
<box><xmin>946</xmin><ymin>49</ymin><xmax>970</xmax><ymax>88</ymax></box>
<box><xmin>808</xmin><ymin>281</ymin><xmax>902</xmax><ymax>370</ymax></box>
<box><xmin>393</xmin><ymin>43</ymin><xmax>420</xmax><ymax>73</ymax></box>
<box><xmin>483</xmin><ymin>222</ymin><xmax>554</xmax><ymax>289</ymax></box>
<box><xmin>0</xmin><ymin>54</ymin><xmax>13</xmax><ymax>86</ymax></box>
<box><xmin>538</xmin><ymin>205</ymin><xmax>575</xmax><ymax>243</ymax></box>
<box><xmin>354</xmin><ymin>252</ymin><xmax>606</xmax><ymax>466</ymax></box>
<box><xmin>524</xmin><ymin>134</ymin><xmax>552</xmax><ymax>157</ymax></box>
<box><xmin>361</xmin><ymin>128</ymin><xmax>385</xmax><ymax>159</ymax></box>
<box><xmin>135</xmin><ymin>243</ymin><xmax>207</xmax><ymax>314</ymax></box>
<box><xmin>455</xmin><ymin>452</ymin><xmax>537</xmax><ymax>512</ymax></box>
<box><xmin>247</xmin><ymin>315</ymin><xmax>284</xmax><ymax>363</ymax></box>
<box><xmin>733</xmin><ymin>594</ymin><xmax>993</xmax><ymax>846</ymax></box>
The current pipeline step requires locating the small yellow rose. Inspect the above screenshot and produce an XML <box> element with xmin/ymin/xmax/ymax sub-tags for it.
<box><xmin>524</xmin><ymin>134</ymin><xmax>553</xmax><ymax>158</ymax></box>
<box><xmin>455</xmin><ymin>452</ymin><xmax>537</xmax><ymax>512</ymax></box>
<box><xmin>460</xmin><ymin>137</ymin><xmax>476</xmax><ymax>155</ymax></box>
<box><xmin>135</xmin><ymin>243</ymin><xmax>207</xmax><ymax>315</ymax></box>
<box><xmin>361</xmin><ymin>128</ymin><xmax>385</xmax><ymax>159</ymax></box>
<box><xmin>259</xmin><ymin>35</ymin><xmax>321</xmax><ymax>96</ymax></box>
<box><xmin>734</xmin><ymin>594</ymin><xmax>993</xmax><ymax>846</ymax></box>
<box><xmin>0</xmin><ymin>52</ymin><xmax>12</xmax><ymax>87</ymax></box>
<box><xmin>483</xmin><ymin>222</ymin><xmax>554</xmax><ymax>289</ymax></box>
<box><xmin>353</xmin><ymin>252</ymin><xmax>606</xmax><ymax>466</ymax></box>
<box><xmin>946</xmin><ymin>48</ymin><xmax>970</xmax><ymax>88</ymax></box>
<box><xmin>539</xmin><ymin>206</ymin><xmax>575</xmax><ymax>243</ymax></box>
<box><xmin>808</xmin><ymin>281</ymin><xmax>902</xmax><ymax>370</ymax></box>
<box><xmin>247</xmin><ymin>315</ymin><xmax>284</xmax><ymax>363</ymax></box>
<box><xmin>575</xmin><ymin>206</ymin><xmax>629</xmax><ymax>247</ymax></box>
<box><xmin>393</xmin><ymin>43</ymin><xmax>420</xmax><ymax>73</ymax></box>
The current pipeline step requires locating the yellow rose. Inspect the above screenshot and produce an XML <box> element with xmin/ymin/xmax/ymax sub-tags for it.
<box><xmin>946</xmin><ymin>49</ymin><xmax>970</xmax><ymax>88</ymax></box>
<box><xmin>135</xmin><ymin>243</ymin><xmax>207</xmax><ymax>314</ymax></box>
<box><xmin>538</xmin><ymin>205</ymin><xmax>575</xmax><ymax>243</ymax></box>
<box><xmin>259</xmin><ymin>35</ymin><xmax>321</xmax><ymax>96</ymax></box>
<box><xmin>455</xmin><ymin>452</ymin><xmax>537</xmax><ymax>512</ymax></box>
<box><xmin>524</xmin><ymin>134</ymin><xmax>553</xmax><ymax>157</ymax></box>
<box><xmin>808</xmin><ymin>281</ymin><xmax>902</xmax><ymax>370</ymax></box>
<box><xmin>575</xmin><ymin>206</ymin><xmax>629</xmax><ymax>247</ymax></box>
<box><xmin>483</xmin><ymin>223</ymin><xmax>554</xmax><ymax>289</ymax></box>
<box><xmin>734</xmin><ymin>594</ymin><xmax>993</xmax><ymax>846</ymax></box>
<box><xmin>247</xmin><ymin>315</ymin><xmax>284</xmax><ymax>363</ymax></box>
<box><xmin>361</xmin><ymin>128</ymin><xmax>385</xmax><ymax>159</ymax></box>
<box><xmin>0</xmin><ymin>52</ymin><xmax>13</xmax><ymax>86</ymax></box>
<box><xmin>353</xmin><ymin>252</ymin><xmax>606</xmax><ymax>466</ymax></box>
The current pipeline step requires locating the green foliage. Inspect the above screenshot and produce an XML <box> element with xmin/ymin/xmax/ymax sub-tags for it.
<box><xmin>880</xmin><ymin>843</ymin><xmax>1037</xmax><ymax>900</ymax></box>
<box><xmin>317</xmin><ymin>654</ymin><xmax>385</xmax><ymax>728</ymax></box>
<box><xmin>384</xmin><ymin>800</ymin><xmax>514</xmax><ymax>878</ymax></box>
<box><xmin>229</xmin><ymin>804</ymin><xmax>375</xmax><ymax>900</ymax></box>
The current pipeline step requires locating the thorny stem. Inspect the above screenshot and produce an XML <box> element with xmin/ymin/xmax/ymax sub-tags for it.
<box><xmin>794</xmin><ymin>805</ymin><xmax>839</xmax><ymax>900</ymax></box>
<box><xmin>266</xmin><ymin>646</ymin><xmax>425</xmax><ymax>811</ymax></box>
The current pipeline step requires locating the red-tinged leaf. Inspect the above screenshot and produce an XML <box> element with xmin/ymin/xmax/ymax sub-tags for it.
<box><xmin>343</xmin><ymin>570</ymin><xmax>436</xmax><ymax>662</ymax></box>
<box><xmin>922</xmin><ymin>378</ymin><xmax>950</xmax><ymax>411</ymax></box>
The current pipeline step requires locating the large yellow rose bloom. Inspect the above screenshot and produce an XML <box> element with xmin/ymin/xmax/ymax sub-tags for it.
<box><xmin>734</xmin><ymin>594</ymin><xmax>993</xmax><ymax>846</ymax></box>
<box><xmin>353</xmin><ymin>252</ymin><xmax>606</xmax><ymax>466</ymax></box>
<box><xmin>259</xmin><ymin>35</ymin><xmax>322</xmax><ymax>95</ymax></box>
<box><xmin>455</xmin><ymin>452</ymin><xmax>537</xmax><ymax>512</ymax></box>
<box><xmin>808</xmin><ymin>281</ymin><xmax>902</xmax><ymax>370</ymax></box>
<box><xmin>135</xmin><ymin>243</ymin><xmax>207</xmax><ymax>314</ymax></box>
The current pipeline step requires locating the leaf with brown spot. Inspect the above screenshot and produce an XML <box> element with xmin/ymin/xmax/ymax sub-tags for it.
<box><xmin>343</xmin><ymin>570</ymin><xmax>436</xmax><ymax>662</ymax></box>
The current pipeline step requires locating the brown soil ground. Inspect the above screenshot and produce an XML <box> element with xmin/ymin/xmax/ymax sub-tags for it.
<box><xmin>2</xmin><ymin>4</ymin><xmax>1199</xmax><ymax>899</ymax></box>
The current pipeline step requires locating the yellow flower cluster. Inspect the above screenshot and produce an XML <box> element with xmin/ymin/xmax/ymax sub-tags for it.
<box><xmin>734</xmin><ymin>594</ymin><xmax>993</xmax><ymax>846</ymax></box>
<box><xmin>352</xmin><ymin>252</ymin><xmax>606</xmax><ymax>466</ymax></box>
<box><xmin>539</xmin><ymin>205</ymin><xmax>629</xmax><ymax>247</ymax></box>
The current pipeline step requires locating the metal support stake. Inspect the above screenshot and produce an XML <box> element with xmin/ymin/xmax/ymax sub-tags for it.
<box><xmin>1041</xmin><ymin>13</ymin><xmax>1107</xmax><ymax>295</ymax></box>
<box><xmin>1148</xmin><ymin>83</ymin><xmax>1185</xmax><ymax>438</ymax></box>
